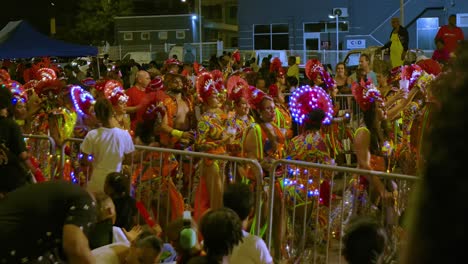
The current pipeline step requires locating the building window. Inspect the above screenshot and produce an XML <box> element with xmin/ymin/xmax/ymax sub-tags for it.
<box><xmin>158</xmin><ymin>31</ymin><xmax>168</xmax><ymax>40</ymax></box>
<box><xmin>141</xmin><ymin>32</ymin><xmax>150</xmax><ymax>40</ymax></box>
<box><xmin>417</xmin><ymin>17</ymin><xmax>439</xmax><ymax>49</ymax></box>
<box><xmin>123</xmin><ymin>32</ymin><xmax>133</xmax><ymax>41</ymax></box>
<box><xmin>254</xmin><ymin>24</ymin><xmax>289</xmax><ymax>50</ymax></box>
<box><xmin>203</xmin><ymin>5</ymin><xmax>222</xmax><ymax>20</ymax></box>
<box><xmin>229</xmin><ymin>6</ymin><xmax>238</xmax><ymax>19</ymax></box>
<box><xmin>304</xmin><ymin>22</ymin><xmax>349</xmax><ymax>33</ymax></box>
<box><xmin>176</xmin><ymin>30</ymin><xmax>186</xmax><ymax>40</ymax></box>
<box><xmin>457</xmin><ymin>13</ymin><xmax>468</xmax><ymax>27</ymax></box>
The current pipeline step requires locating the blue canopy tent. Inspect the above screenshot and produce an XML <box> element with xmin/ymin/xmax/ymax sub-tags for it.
<box><xmin>0</xmin><ymin>20</ymin><xmax>98</xmax><ymax>59</ymax></box>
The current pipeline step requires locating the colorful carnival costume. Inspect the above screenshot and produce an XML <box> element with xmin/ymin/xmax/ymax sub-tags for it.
<box><xmin>286</xmin><ymin>85</ymin><xmax>336</xmax><ymax>251</ymax></box>
<box><xmin>193</xmin><ymin>72</ymin><xmax>229</xmax><ymax>221</ymax></box>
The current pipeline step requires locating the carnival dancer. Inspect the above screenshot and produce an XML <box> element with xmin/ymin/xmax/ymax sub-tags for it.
<box><xmin>305</xmin><ymin>59</ymin><xmax>353</xmax><ymax>164</ymax></box>
<box><xmin>268</xmin><ymin>58</ymin><xmax>293</xmax><ymax>141</ymax></box>
<box><xmin>103</xmin><ymin>79</ymin><xmax>131</xmax><ymax>131</ymax></box>
<box><xmin>211</xmin><ymin>69</ymin><xmax>230</xmax><ymax>113</ymax></box>
<box><xmin>193</xmin><ymin>72</ymin><xmax>231</xmax><ymax>221</ymax></box>
<box><xmin>67</xmin><ymin>85</ymin><xmax>96</xmax><ymax>183</ymax></box>
<box><xmin>225</xmin><ymin>75</ymin><xmax>254</xmax><ymax>158</ymax></box>
<box><xmin>132</xmin><ymin>101</ymin><xmax>184</xmax><ymax>233</ymax></box>
<box><xmin>242</xmin><ymin>88</ymin><xmax>286</xmax><ymax>261</ymax></box>
<box><xmin>352</xmin><ymin>80</ymin><xmax>395</xmax><ymax>209</ymax></box>
<box><xmin>224</xmin><ymin>75</ymin><xmax>254</xmax><ymax>181</ymax></box>
<box><xmin>286</xmin><ymin>85</ymin><xmax>336</xmax><ymax>253</ymax></box>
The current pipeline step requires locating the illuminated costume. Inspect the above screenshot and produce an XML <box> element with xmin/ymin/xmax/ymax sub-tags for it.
<box><xmin>286</xmin><ymin>85</ymin><xmax>336</xmax><ymax>249</ymax></box>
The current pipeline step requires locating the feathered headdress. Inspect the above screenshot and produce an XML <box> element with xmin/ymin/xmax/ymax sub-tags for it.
<box><xmin>82</xmin><ymin>77</ymin><xmax>96</xmax><ymax>88</ymax></box>
<box><xmin>70</xmin><ymin>85</ymin><xmax>95</xmax><ymax>116</ymax></box>
<box><xmin>227</xmin><ymin>75</ymin><xmax>249</xmax><ymax>103</ymax></box>
<box><xmin>246</xmin><ymin>86</ymin><xmax>272</xmax><ymax>110</ymax></box>
<box><xmin>7</xmin><ymin>81</ymin><xmax>27</xmax><ymax>105</ymax></box>
<box><xmin>416</xmin><ymin>59</ymin><xmax>441</xmax><ymax>77</ymax></box>
<box><xmin>305</xmin><ymin>59</ymin><xmax>335</xmax><ymax>90</ymax></box>
<box><xmin>34</xmin><ymin>68</ymin><xmax>57</xmax><ymax>81</ymax></box>
<box><xmin>401</xmin><ymin>64</ymin><xmax>423</xmax><ymax>91</ymax></box>
<box><xmin>352</xmin><ymin>79</ymin><xmax>383</xmax><ymax>112</ymax></box>
<box><xmin>34</xmin><ymin>79</ymin><xmax>64</xmax><ymax>97</ymax></box>
<box><xmin>146</xmin><ymin>76</ymin><xmax>165</xmax><ymax>93</ymax></box>
<box><xmin>142</xmin><ymin>99</ymin><xmax>166</xmax><ymax>123</ymax></box>
<box><xmin>289</xmin><ymin>85</ymin><xmax>334</xmax><ymax>125</ymax></box>
<box><xmin>0</xmin><ymin>69</ymin><xmax>11</xmax><ymax>84</ymax></box>
<box><xmin>196</xmin><ymin>72</ymin><xmax>218</xmax><ymax>103</ymax></box>
<box><xmin>193</xmin><ymin>62</ymin><xmax>208</xmax><ymax>75</ymax></box>
<box><xmin>269</xmin><ymin>57</ymin><xmax>285</xmax><ymax>77</ymax></box>
<box><xmin>103</xmin><ymin>80</ymin><xmax>128</xmax><ymax>105</ymax></box>
<box><xmin>211</xmin><ymin>69</ymin><xmax>226</xmax><ymax>94</ymax></box>
<box><xmin>232</xmin><ymin>50</ymin><xmax>241</xmax><ymax>63</ymax></box>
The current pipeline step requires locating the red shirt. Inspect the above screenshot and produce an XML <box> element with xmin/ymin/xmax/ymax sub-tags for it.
<box><xmin>435</xmin><ymin>25</ymin><xmax>465</xmax><ymax>54</ymax></box>
<box><xmin>431</xmin><ymin>48</ymin><xmax>450</xmax><ymax>64</ymax></box>
<box><xmin>126</xmin><ymin>86</ymin><xmax>147</xmax><ymax>131</ymax></box>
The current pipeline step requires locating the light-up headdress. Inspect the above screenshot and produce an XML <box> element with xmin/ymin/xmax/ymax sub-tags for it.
<box><xmin>289</xmin><ymin>85</ymin><xmax>334</xmax><ymax>125</ymax></box>
<box><xmin>70</xmin><ymin>85</ymin><xmax>96</xmax><ymax>116</ymax></box>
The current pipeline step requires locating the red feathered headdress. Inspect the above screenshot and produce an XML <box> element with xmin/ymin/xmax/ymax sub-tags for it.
<box><xmin>269</xmin><ymin>57</ymin><xmax>285</xmax><ymax>77</ymax></box>
<box><xmin>232</xmin><ymin>50</ymin><xmax>241</xmax><ymax>63</ymax></box>
<box><xmin>82</xmin><ymin>77</ymin><xmax>96</xmax><ymax>88</ymax></box>
<box><xmin>142</xmin><ymin>99</ymin><xmax>166</xmax><ymax>123</ymax></box>
<box><xmin>227</xmin><ymin>75</ymin><xmax>248</xmax><ymax>103</ymax></box>
<box><xmin>193</xmin><ymin>62</ymin><xmax>208</xmax><ymax>75</ymax></box>
<box><xmin>246</xmin><ymin>87</ymin><xmax>272</xmax><ymax>110</ymax></box>
<box><xmin>34</xmin><ymin>79</ymin><xmax>64</xmax><ymax>97</ymax></box>
<box><xmin>352</xmin><ymin>80</ymin><xmax>383</xmax><ymax>112</ymax></box>
<box><xmin>211</xmin><ymin>69</ymin><xmax>226</xmax><ymax>93</ymax></box>
<box><xmin>104</xmin><ymin>80</ymin><xmax>128</xmax><ymax>105</ymax></box>
<box><xmin>146</xmin><ymin>76</ymin><xmax>165</xmax><ymax>93</ymax></box>
<box><xmin>305</xmin><ymin>59</ymin><xmax>335</xmax><ymax>90</ymax></box>
<box><xmin>196</xmin><ymin>72</ymin><xmax>218</xmax><ymax>103</ymax></box>
<box><xmin>7</xmin><ymin>81</ymin><xmax>28</xmax><ymax>105</ymax></box>
<box><xmin>0</xmin><ymin>69</ymin><xmax>11</xmax><ymax>83</ymax></box>
<box><xmin>289</xmin><ymin>85</ymin><xmax>334</xmax><ymax>125</ymax></box>
<box><xmin>401</xmin><ymin>64</ymin><xmax>423</xmax><ymax>91</ymax></box>
<box><xmin>34</xmin><ymin>68</ymin><xmax>57</xmax><ymax>81</ymax></box>
<box><xmin>416</xmin><ymin>59</ymin><xmax>441</xmax><ymax>76</ymax></box>
<box><xmin>70</xmin><ymin>85</ymin><xmax>95</xmax><ymax>116</ymax></box>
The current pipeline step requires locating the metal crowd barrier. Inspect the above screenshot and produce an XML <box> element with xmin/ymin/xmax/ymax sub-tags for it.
<box><xmin>59</xmin><ymin>138</ymin><xmax>264</xmax><ymax>236</ymax></box>
<box><xmin>23</xmin><ymin>134</ymin><xmax>57</xmax><ymax>180</ymax></box>
<box><xmin>268</xmin><ymin>159</ymin><xmax>418</xmax><ymax>264</ymax></box>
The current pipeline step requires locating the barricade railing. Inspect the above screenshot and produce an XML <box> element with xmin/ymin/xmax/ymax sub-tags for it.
<box><xmin>267</xmin><ymin>159</ymin><xmax>418</xmax><ymax>263</ymax></box>
<box><xmin>59</xmin><ymin>138</ymin><xmax>264</xmax><ymax>236</ymax></box>
<box><xmin>23</xmin><ymin>134</ymin><xmax>57</xmax><ymax>180</ymax></box>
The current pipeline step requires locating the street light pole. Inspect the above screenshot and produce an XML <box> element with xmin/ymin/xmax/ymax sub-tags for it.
<box><xmin>198</xmin><ymin>0</ymin><xmax>203</xmax><ymax>63</ymax></box>
<box><xmin>336</xmin><ymin>15</ymin><xmax>339</xmax><ymax>64</ymax></box>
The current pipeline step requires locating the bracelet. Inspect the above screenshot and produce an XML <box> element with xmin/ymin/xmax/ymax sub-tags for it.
<box><xmin>171</xmin><ymin>129</ymin><xmax>184</xmax><ymax>139</ymax></box>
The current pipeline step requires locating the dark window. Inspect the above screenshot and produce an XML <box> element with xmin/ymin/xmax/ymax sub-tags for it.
<box><xmin>254</xmin><ymin>24</ymin><xmax>270</xmax><ymax>34</ymax></box>
<box><xmin>272</xmin><ymin>24</ymin><xmax>289</xmax><ymax>33</ymax></box>
<box><xmin>272</xmin><ymin>35</ymin><xmax>289</xmax><ymax>50</ymax></box>
<box><xmin>254</xmin><ymin>24</ymin><xmax>289</xmax><ymax>50</ymax></box>
<box><xmin>254</xmin><ymin>35</ymin><xmax>271</xmax><ymax>50</ymax></box>
<box><xmin>230</xmin><ymin>6</ymin><xmax>237</xmax><ymax>19</ymax></box>
<box><xmin>304</xmin><ymin>23</ymin><xmax>326</xmax><ymax>33</ymax></box>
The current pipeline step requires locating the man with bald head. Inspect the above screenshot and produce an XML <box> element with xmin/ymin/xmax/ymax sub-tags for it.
<box><xmin>125</xmin><ymin>70</ymin><xmax>152</xmax><ymax>132</ymax></box>
<box><xmin>381</xmin><ymin>17</ymin><xmax>409</xmax><ymax>67</ymax></box>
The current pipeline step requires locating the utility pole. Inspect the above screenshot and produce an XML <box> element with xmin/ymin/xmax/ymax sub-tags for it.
<box><xmin>400</xmin><ymin>0</ymin><xmax>405</xmax><ymax>25</ymax></box>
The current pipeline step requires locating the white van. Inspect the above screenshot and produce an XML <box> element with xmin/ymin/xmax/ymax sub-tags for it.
<box><xmin>122</xmin><ymin>52</ymin><xmax>157</xmax><ymax>65</ymax></box>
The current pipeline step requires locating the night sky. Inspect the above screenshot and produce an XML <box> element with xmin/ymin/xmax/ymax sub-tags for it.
<box><xmin>0</xmin><ymin>0</ymin><xmax>58</xmax><ymax>35</ymax></box>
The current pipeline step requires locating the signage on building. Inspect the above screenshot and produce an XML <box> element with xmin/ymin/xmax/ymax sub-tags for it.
<box><xmin>347</xmin><ymin>39</ymin><xmax>366</xmax><ymax>49</ymax></box>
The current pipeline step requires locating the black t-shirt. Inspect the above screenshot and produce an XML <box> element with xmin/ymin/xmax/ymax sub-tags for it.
<box><xmin>0</xmin><ymin>116</ymin><xmax>29</xmax><ymax>192</ymax></box>
<box><xmin>0</xmin><ymin>181</ymin><xmax>97</xmax><ymax>263</ymax></box>
<box><xmin>113</xmin><ymin>195</ymin><xmax>138</xmax><ymax>231</ymax></box>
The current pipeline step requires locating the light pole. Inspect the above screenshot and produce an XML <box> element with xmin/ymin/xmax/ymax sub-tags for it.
<box><xmin>198</xmin><ymin>0</ymin><xmax>203</xmax><ymax>63</ymax></box>
<box><xmin>329</xmin><ymin>8</ymin><xmax>342</xmax><ymax>64</ymax></box>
